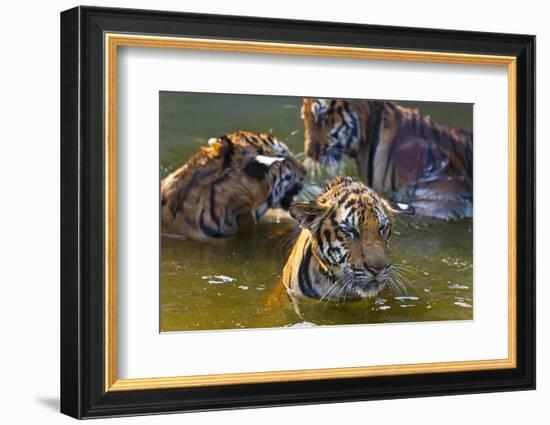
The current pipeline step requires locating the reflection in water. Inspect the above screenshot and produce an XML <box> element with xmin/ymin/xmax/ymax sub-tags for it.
<box><xmin>160</xmin><ymin>92</ymin><xmax>473</xmax><ymax>332</ymax></box>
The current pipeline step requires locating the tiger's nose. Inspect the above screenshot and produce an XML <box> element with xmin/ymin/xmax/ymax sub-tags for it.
<box><xmin>364</xmin><ymin>262</ymin><xmax>387</xmax><ymax>277</ymax></box>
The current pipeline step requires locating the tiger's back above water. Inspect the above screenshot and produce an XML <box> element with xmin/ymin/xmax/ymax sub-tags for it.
<box><xmin>161</xmin><ymin>130</ymin><xmax>306</xmax><ymax>241</ymax></box>
<box><xmin>302</xmin><ymin>98</ymin><xmax>473</xmax><ymax>220</ymax></box>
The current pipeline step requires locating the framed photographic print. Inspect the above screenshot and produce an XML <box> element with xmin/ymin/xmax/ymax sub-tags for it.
<box><xmin>60</xmin><ymin>6</ymin><xmax>535</xmax><ymax>419</ymax></box>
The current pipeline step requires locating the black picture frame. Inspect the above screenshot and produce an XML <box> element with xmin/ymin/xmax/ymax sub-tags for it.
<box><xmin>60</xmin><ymin>5</ymin><xmax>535</xmax><ymax>419</ymax></box>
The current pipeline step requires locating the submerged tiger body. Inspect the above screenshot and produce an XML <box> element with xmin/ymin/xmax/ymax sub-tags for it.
<box><xmin>161</xmin><ymin>130</ymin><xmax>306</xmax><ymax>241</ymax></box>
<box><xmin>302</xmin><ymin>98</ymin><xmax>473</xmax><ymax>220</ymax></box>
<box><xmin>281</xmin><ymin>176</ymin><xmax>414</xmax><ymax>302</ymax></box>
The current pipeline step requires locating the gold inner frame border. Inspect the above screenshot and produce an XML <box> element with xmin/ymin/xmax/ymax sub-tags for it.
<box><xmin>104</xmin><ymin>33</ymin><xmax>517</xmax><ymax>392</ymax></box>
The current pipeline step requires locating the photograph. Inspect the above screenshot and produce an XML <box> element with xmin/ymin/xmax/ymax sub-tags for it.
<box><xmin>159</xmin><ymin>92</ymin><xmax>474</xmax><ymax>332</ymax></box>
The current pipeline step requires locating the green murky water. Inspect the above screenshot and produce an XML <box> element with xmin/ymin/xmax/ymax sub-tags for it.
<box><xmin>160</xmin><ymin>92</ymin><xmax>473</xmax><ymax>332</ymax></box>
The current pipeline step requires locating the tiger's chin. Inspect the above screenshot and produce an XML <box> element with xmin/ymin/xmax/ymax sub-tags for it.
<box><xmin>322</xmin><ymin>272</ymin><xmax>387</xmax><ymax>302</ymax></box>
<box><xmin>355</xmin><ymin>280</ymin><xmax>386</xmax><ymax>299</ymax></box>
<box><xmin>319</xmin><ymin>154</ymin><xmax>346</xmax><ymax>176</ymax></box>
<box><xmin>304</xmin><ymin>154</ymin><xmax>346</xmax><ymax>178</ymax></box>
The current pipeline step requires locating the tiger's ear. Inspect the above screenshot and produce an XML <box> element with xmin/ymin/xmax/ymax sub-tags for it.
<box><xmin>385</xmin><ymin>201</ymin><xmax>415</xmax><ymax>215</ymax></box>
<box><xmin>289</xmin><ymin>201</ymin><xmax>324</xmax><ymax>228</ymax></box>
<box><xmin>244</xmin><ymin>155</ymin><xmax>284</xmax><ymax>180</ymax></box>
<box><xmin>255</xmin><ymin>155</ymin><xmax>284</xmax><ymax>167</ymax></box>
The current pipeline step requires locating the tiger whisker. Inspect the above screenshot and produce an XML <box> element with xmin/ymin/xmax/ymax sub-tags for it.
<box><xmin>319</xmin><ymin>280</ymin><xmax>343</xmax><ymax>304</ymax></box>
<box><xmin>326</xmin><ymin>285</ymin><xmax>347</xmax><ymax>305</ymax></box>
<box><xmin>391</xmin><ymin>267</ymin><xmax>411</xmax><ymax>281</ymax></box>
<box><xmin>385</xmin><ymin>278</ymin><xmax>401</xmax><ymax>296</ymax></box>
<box><xmin>327</xmin><ymin>273</ymin><xmax>356</xmax><ymax>305</ymax></box>
<box><xmin>391</xmin><ymin>274</ymin><xmax>409</xmax><ymax>297</ymax></box>
<box><xmin>341</xmin><ymin>279</ymin><xmax>353</xmax><ymax>304</ymax></box>
<box><xmin>390</xmin><ymin>266</ymin><xmax>413</xmax><ymax>283</ymax></box>
<box><xmin>396</xmin><ymin>264</ymin><xmax>424</xmax><ymax>272</ymax></box>
<box><xmin>391</xmin><ymin>266</ymin><xmax>423</xmax><ymax>280</ymax></box>
<box><xmin>318</xmin><ymin>265</ymin><xmax>346</xmax><ymax>304</ymax></box>
<box><xmin>391</xmin><ymin>268</ymin><xmax>421</xmax><ymax>297</ymax></box>
<box><xmin>386</xmin><ymin>267</ymin><xmax>417</xmax><ymax>297</ymax></box>
<box><xmin>395</xmin><ymin>263</ymin><xmax>426</xmax><ymax>273</ymax></box>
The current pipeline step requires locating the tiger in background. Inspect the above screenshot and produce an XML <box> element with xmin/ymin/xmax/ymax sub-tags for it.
<box><xmin>301</xmin><ymin>98</ymin><xmax>473</xmax><ymax>220</ymax></box>
<box><xmin>281</xmin><ymin>176</ymin><xmax>414</xmax><ymax>302</ymax></box>
<box><xmin>161</xmin><ymin>130</ymin><xmax>306</xmax><ymax>241</ymax></box>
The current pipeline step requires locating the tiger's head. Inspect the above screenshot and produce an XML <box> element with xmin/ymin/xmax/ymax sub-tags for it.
<box><xmin>206</xmin><ymin>131</ymin><xmax>307</xmax><ymax>219</ymax></box>
<box><xmin>302</xmin><ymin>98</ymin><xmax>364</xmax><ymax>173</ymax></box>
<box><xmin>238</xmin><ymin>131</ymin><xmax>308</xmax><ymax>217</ymax></box>
<box><xmin>289</xmin><ymin>176</ymin><xmax>414</xmax><ymax>299</ymax></box>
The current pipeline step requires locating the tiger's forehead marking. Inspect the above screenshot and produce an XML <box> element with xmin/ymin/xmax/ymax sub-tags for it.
<box><xmin>228</xmin><ymin>130</ymin><xmax>291</xmax><ymax>158</ymax></box>
<box><xmin>314</xmin><ymin>99</ymin><xmax>330</xmax><ymax>110</ymax></box>
<box><xmin>312</xmin><ymin>98</ymin><xmax>347</xmax><ymax>113</ymax></box>
<box><xmin>319</xmin><ymin>177</ymin><xmax>388</xmax><ymax>226</ymax></box>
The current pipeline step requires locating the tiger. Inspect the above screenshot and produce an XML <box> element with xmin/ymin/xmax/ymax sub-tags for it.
<box><xmin>280</xmin><ymin>176</ymin><xmax>414</xmax><ymax>302</ymax></box>
<box><xmin>161</xmin><ymin>130</ymin><xmax>306</xmax><ymax>241</ymax></box>
<box><xmin>301</xmin><ymin>98</ymin><xmax>473</xmax><ymax>220</ymax></box>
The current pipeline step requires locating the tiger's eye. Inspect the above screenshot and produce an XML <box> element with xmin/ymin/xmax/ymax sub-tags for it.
<box><xmin>379</xmin><ymin>223</ymin><xmax>391</xmax><ymax>239</ymax></box>
<box><xmin>343</xmin><ymin>226</ymin><xmax>359</xmax><ymax>239</ymax></box>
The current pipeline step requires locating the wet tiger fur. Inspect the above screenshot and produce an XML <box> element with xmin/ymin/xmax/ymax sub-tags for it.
<box><xmin>302</xmin><ymin>98</ymin><xmax>473</xmax><ymax>220</ymax></box>
<box><xmin>161</xmin><ymin>130</ymin><xmax>306</xmax><ymax>241</ymax></box>
<box><xmin>281</xmin><ymin>176</ymin><xmax>414</xmax><ymax>302</ymax></box>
